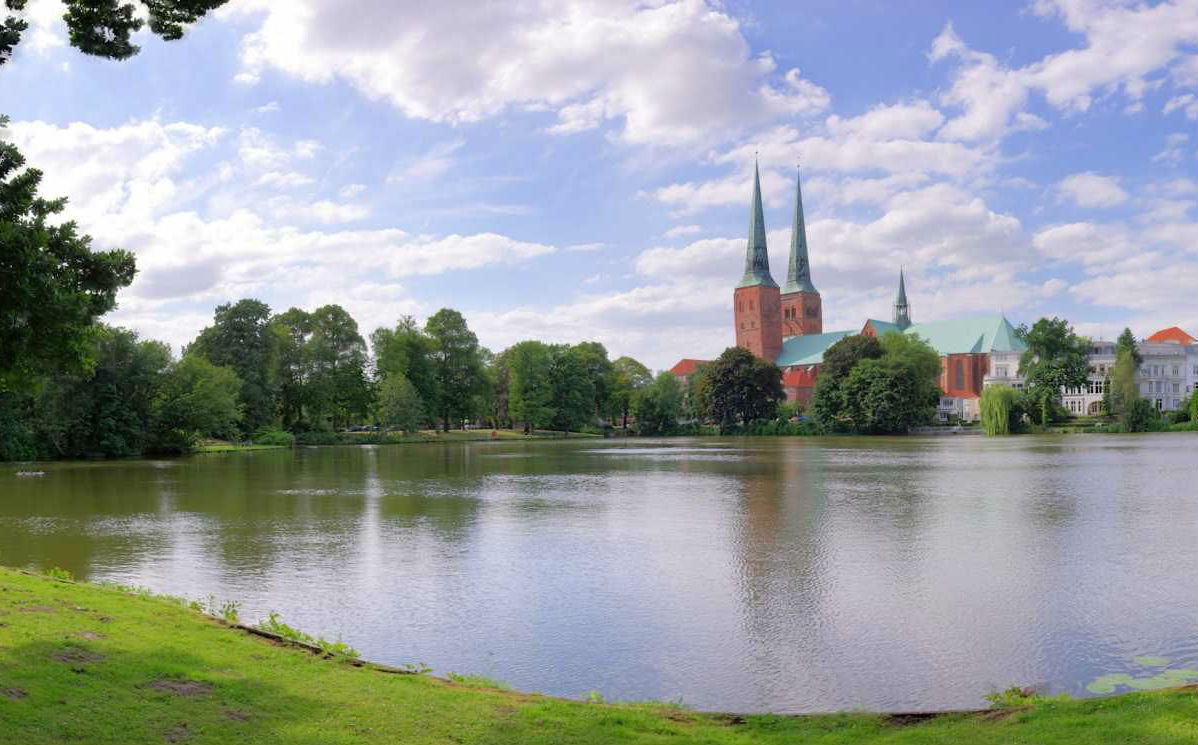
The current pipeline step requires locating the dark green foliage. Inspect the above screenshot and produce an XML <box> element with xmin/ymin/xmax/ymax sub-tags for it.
<box><xmin>571</xmin><ymin>341</ymin><xmax>614</xmax><ymax>421</ymax></box>
<box><xmin>547</xmin><ymin>345</ymin><xmax>597</xmax><ymax>432</ymax></box>
<box><xmin>1018</xmin><ymin>317</ymin><xmax>1090</xmax><ymax>425</ymax></box>
<box><xmin>376</xmin><ymin>374</ymin><xmax>422</xmax><ymax>434</ymax></box>
<box><xmin>810</xmin><ymin>335</ymin><xmax>884</xmax><ymax>431</ymax></box>
<box><xmin>305</xmin><ymin>305</ymin><xmax>371</xmax><ymax>431</ymax></box>
<box><xmin>1122</xmin><ymin>398</ymin><xmax>1160</xmax><ymax>433</ymax></box>
<box><xmin>608</xmin><ymin>356</ymin><xmax>652</xmax><ymax>428</ymax></box>
<box><xmin>693</xmin><ymin>347</ymin><xmax>783</xmax><ymax>431</ymax></box>
<box><xmin>424</xmin><ymin>309</ymin><xmax>486</xmax><ymax>430</ymax></box>
<box><xmin>188</xmin><ymin>299</ymin><xmax>278</xmax><ymax>433</ymax></box>
<box><xmin>269</xmin><ymin>308</ymin><xmax>312</xmax><ymax>430</ymax></box>
<box><xmin>0</xmin><ymin>122</ymin><xmax>137</xmax><ymax>387</ymax></box>
<box><xmin>631</xmin><ymin>372</ymin><xmax>682</xmax><ymax>435</ymax></box>
<box><xmin>500</xmin><ymin>341</ymin><xmax>608</xmax><ymax>433</ymax></box>
<box><xmin>371</xmin><ymin>316</ymin><xmax>437</xmax><ymax>423</ymax></box>
<box><xmin>1</xmin><ymin>1</ymin><xmax>226</xmax><ymax>67</ymax></box>
<box><xmin>1116</xmin><ymin>327</ymin><xmax>1142</xmax><ymax>367</ymax></box>
<box><xmin>812</xmin><ymin>332</ymin><xmax>940</xmax><ymax>434</ymax></box>
<box><xmin>148</xmin><ymin>354</ymin><xmax>242</xmax><ymax>452</ymax></box>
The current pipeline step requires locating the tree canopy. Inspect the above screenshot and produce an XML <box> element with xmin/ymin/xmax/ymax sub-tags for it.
<box><xmin>1</xmin><ymin>122</ymin><xmax>137</xmax><ymax>388</ymax></box>
<box><xmin>1018</xmin><ymin>317</ymin><xmax>1090</xmax><ymax>425</ymax></box>
<box><xmin>693</xmin><ymin>346</ymin><xmax>783</xmax><ymax>431</ymax></box>
<box><xmin>188</xmin><ymin>299</ymin><xmax>277</xmax><ymax>433</ymax></box>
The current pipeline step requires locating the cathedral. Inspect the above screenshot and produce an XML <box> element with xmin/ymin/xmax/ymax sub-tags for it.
<box><xmin>672</xmin><ymin>163</ymin><xmax>1028</xmax><ymax>420</ymax></box>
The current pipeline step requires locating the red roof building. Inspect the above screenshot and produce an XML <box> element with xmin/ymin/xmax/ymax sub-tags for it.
<box><xmin>1146</xmin><ymin>327</ymin><xmax>1196</xmax><ymax>345</ymax></box>
<box><xmin>668</xmin><ymin>358</ymin><xmax>709</xmax><ymax>379</ymax></box>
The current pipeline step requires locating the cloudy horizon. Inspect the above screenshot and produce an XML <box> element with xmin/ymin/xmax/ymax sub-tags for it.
<box><xmin>2</xmin><ymin>0</ymin><xmax>1195</xmax><ymax>369</ymax></box>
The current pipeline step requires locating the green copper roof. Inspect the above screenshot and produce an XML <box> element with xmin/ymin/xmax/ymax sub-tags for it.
<box><xmin>896</xmin><ymin>269</ymin><xmax>908</xmax><ymax>306</ymax></box>
<box><xmin>901</xmin><ymin>315</ymin><xmax>1026</xmax><ymax>355</ymax></box>
<box><xmin>777</xmin><ymin>315</ymin><xmax>1026</xmax><ymax>368</ymax></box>
<box><xmin>737</xmin><ymin>161</ymin><xmax>778</xmax><ymax>289</ymax></box>
<box><xmin>774</xmin><ymin>330</ymin><xmax>852</xmax><ymax>366</ymax></box>
<box><xmin>782</xmin><ymin>167</ymin><xmax>817</xmax><ymax>295</ymax></box>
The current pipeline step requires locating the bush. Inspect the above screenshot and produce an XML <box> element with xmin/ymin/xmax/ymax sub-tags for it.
<box><xmin>252</xmin><ymin>428</ymin><xmax>295</xmax><ymax>447</ymax></box>
<box><xmin>294</xmin><ymin>431</ymin><xmax>343</xmax><ymax>446</ymax></box>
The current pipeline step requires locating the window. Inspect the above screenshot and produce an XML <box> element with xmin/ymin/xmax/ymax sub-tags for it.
<box><xmin>1172</xmin><ymin>365</ymin><xmax>1180</xmax><ymax>377</ymax></box>
<box><xmin>1173</xmin><ymin>382</ymin><xmax>1180</xmax><ymax>393</ymax></box>
<box><xmin>1156</xmin><ymin>381</ymin><xmax>1163</xmax><ymax>393</ymax></box>
<box><xmin>996</xmin><ymin>365</ymin><xmax>1008</xmax><ymax>378</ymax></box>
<box><xmin>955</xmin><ymin>362</ymin><xmax>965</xmax><ymax>390</ymax></box>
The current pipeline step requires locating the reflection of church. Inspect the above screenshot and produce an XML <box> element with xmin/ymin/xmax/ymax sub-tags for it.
<box><xmin>671</xmin><ymin>163</ymin><xmax>1027</xmax><ymax>420</ymax></box>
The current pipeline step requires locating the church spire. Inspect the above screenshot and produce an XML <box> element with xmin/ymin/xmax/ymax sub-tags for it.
<box><xmin>893</xmin><ymin>268</ymin><xmax>911</xmax><ymax>329</ymax></box>
<box><xmin>783</xmin><ymin>165</ymin><xmax>817</xmax><ymax>295</ymax></box>
<box><xmin>738</xmin><ymin>159</ymin><xmax>777</xmax><ymax>289</ymax></box>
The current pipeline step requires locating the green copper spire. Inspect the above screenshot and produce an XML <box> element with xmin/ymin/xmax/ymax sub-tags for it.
<box><xmin>893</xmin><ymin>268</ymin><xmax>911</xmax><ymax>329</ymax></box>
<box><xmin>783</xmin><ymin>166</ymin><xmax>817</xmax><ymax>295</ymax></box>
<box><xmin>737</xmin><ymin>160</ymin><xmax>778</xmax><ymax>289</ymax></box>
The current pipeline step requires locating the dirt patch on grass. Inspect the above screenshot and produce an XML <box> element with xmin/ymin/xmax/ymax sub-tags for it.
<box><xmin>21</xmin><ymin>604</ymin><xmax>56</xmax><ymax>613</ymax></box>
<box><xmin>224</xmin><ymin>708</ymin><xmax>251</xmax><ymax>721</ymax></box>
<box><xmin>149</xmin><ymin>679</ymin><xmax>212</xmax><ymax>697</ymax></box>
<box><xmin>1</xmin><ymin>687</ymin><xmax>29</xmax><ymax>699</ymax></box>
<box><xmin>51</xmin><ymin>647</ymin><xmax>105</xmax><ymax>664</ymax></box>
<box><xmin>164</xmin><ymin>722</ymin><xmax>191</xmax><ymax>743</ymax></box>
<box><xmin>75</xmin><ymin>631</ymin><xmax>106</xmax><ymax>641</ymax></box>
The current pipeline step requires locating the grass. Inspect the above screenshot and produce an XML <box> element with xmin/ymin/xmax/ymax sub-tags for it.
<box><xmin>194</xmin><ymin>441</ymin><xmax>289</xmax><ymax>454</ymax></box>
<box><xmin>1</xmin><ymin>568</ymin><xmax>1196</xmax><ymax>744</ymax></box>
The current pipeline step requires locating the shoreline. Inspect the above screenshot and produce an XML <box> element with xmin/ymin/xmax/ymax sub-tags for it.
<box><xmin>1</xmin><ymin>567</ymin><xmax>1195</xmax><ymax>744</ymax></box>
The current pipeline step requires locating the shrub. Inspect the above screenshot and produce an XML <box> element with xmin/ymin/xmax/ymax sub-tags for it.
<box><xmin>252</xmin><ymin>428</ymin><xmax>295</xmax><ymax>447</ymax></box>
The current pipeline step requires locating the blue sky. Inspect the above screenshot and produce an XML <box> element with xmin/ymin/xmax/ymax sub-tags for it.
<box><xmin>1</xmin><ymin>0</ymin><xmax>1195</xmax><ymax>369</ymax></box>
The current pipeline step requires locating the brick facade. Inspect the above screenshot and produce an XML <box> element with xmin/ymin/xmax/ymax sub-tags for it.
<box><xmin>734</xmin><ymin>285</ymin><xmax>783</xmax><ymax>362</ymax></box>
<box><xmin>780</xmin><ymin>291</ymin><xmax>822</xmax><ymax>337</ymax></box>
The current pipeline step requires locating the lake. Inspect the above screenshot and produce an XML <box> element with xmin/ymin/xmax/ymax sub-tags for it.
<box><xmin>1</xmin><ymin>434</ymin><xmax>1195</xmax><ymax>713</ymax></box>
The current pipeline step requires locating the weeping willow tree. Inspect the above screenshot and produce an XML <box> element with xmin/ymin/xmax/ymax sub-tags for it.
<box><xmin>980</xmin><ymin>385</ymin><xmax>1017</xmax><ymax>436</ymax></box>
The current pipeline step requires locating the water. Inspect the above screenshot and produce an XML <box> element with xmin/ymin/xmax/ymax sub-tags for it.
<box><xmin>1</xmin><ymin>434</ymin><xmax>1195</xmax><ymax>713</ymax></box>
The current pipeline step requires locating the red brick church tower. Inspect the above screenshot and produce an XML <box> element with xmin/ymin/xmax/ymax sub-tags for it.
<box><xmin>779</xmin><ymin>167</ymin><xmax>822</xmax><ymax>336</ymax></box>
<box><xmin>733</xmin><ymin>162</ymin><xmax>782</xmax><ymax>361</ymax></box>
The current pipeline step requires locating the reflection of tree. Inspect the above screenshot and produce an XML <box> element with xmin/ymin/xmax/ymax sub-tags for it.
<box><xmin>730</xmin><ymin>441</ymin><xmax>833</xmax><ymax>709</ymax></box>
<box><xmin>0</xmin><ymin>462</ymin><xmax>168</xmax><ymax>580</ymax></box>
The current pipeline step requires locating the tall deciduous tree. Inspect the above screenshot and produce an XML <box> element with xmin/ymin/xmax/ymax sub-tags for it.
<box><xmin>376</xmin><ymin>374</ymin><xmax>422</xmax><ymax>434</ymax></box>
<box><xmin>188</xmin><ymin>299</ymin><xmax>277</xmax><ymax>432</ymax></box>
<box><xmin>694</xmin><ymin>346</ymin><xmax>783</xmax><ymax>431</ymax></box>
<box><xmin>371</xmin><ymin>316</ymin><xmax>437</xmax><ymax>424</ymax></box>
<box><xmin>269</xmin><ymin>308</ymin><xmax>312</xmax><ymax>430</ymax></box>
<box><xmin>1</xmin><ymin>123</ymin><xmax>137</xmax><ymax>387</ymax></box>
<box><xmin>632</xmin><ymin>372</ymin><xmax>682</xmax><ymax>435</ymax></box>
<box><xmin>149</xmin><ymin>354</ymin><xmax>242</xmax><ymax>452</ymax></box>
<box><xmin>425</xmin><ymin>309</ymin><xmax>484</xmax><ymax>430</ymax></box>
<box><xmin>609</xmin><ymin>356</ymin><xmax>652</xmax><ymax>429</ymax></box>
<box><xmin>306</xmin><ymin>305</ymin><xmax>371</xmax><ymax>431</ymax></box>
<box><xmin>1018</xmin><ymin>317</ymin><xmax>1090</xmax><ymax>425</ymax></box>
<box><xmin>504</xmin><ymin>340</ymin><xmax>553</xmax><ymax>433</ymax></box>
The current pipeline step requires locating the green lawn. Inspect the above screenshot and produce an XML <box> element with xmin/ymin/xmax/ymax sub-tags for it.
<box><xmin>1</xmin><ymin>568</ymin><xmax>1195</xmax><ymax>744</ymax></box>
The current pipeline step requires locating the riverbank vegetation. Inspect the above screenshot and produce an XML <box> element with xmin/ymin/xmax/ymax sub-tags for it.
<box><xmin>2</xmin><ymin>567</ymin><xmax>1195</xmax><ymax>745</ymax></box>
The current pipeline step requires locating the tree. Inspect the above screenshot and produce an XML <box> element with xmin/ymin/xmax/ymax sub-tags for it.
<box><xmin>1116</xmin><ymin>327</ymin><xmax>1142</xmax><ymax>367</ymax></box>
<box><xmin>505</xmin><ymin>341</ymin><xmax>554</xmax><ymax>432</ymax></box>
<box><xmin>694</xmin><ymin>346</ymin><xmax>783</xmax><ymax>431</ymax></box>
<box><xmin>2</xmin><ymin>1</ymin><xmax>228</xmax><ymax>67</ymax></box>
<box><xmin>810</xmin><ymin>335</ymin><xmax>884</xmax><ymax>432</ymax></box>
<box><xmin>269</xmin><ymin>308</ymin><xmax>312</xmax><ymax>430</ymax></box>
<box><xmin>149</xmin><ymin>354</ymin><xmax>242</xmax><ymax>452</ymax></box>
<box><xmin>1</xmin><ymin>122</ymin><xmax>137</xmax><ymax>387</ymax></box>
<box><xmin>376</xmin><ymin>374</ymin><xmax>422</xmax><ymax>434</ymax></box>
<box><xmin>1018</xmin><ymin>317</ymin><xmax>1090</xmax><ymax>425</ymax></box>
<box><xmin>188</xmin><ymin>299</ymin><xmax>277</xmax><ymax>432</ymax></box>
<box><xmin>981</xmin><ymin>385</ymin><xmax>1019</xmax><ymax>436</ymax></box>
<box><xmin>371</xmin><ymin>316</ymin><xmax>437</xmax><ymax>423</ymax></box>
<box><xmin>425</xmin><ymin>309</ymin><xmax>485</xmax><ymax>430</ymax></box>
<box><xmin>571</xmin><ymin>341</ymin><xmax>613</xmax><ymax>421</ymax></box>
<box><xmin>609</xmin><ymin>356</ymin><xmax>652</xmax><ymax>429</ymax></box>
<box><xmin>306</xmin><ymin>305</ymin><xmax>370</xmax><ymax>431</ymax></box>
<box><xmin>547</xmin><ymin>344</ymin><xmax>596</xmax><ymax>433</ymax></box>
<box><xmin>632</xmin><ymin>372</ymin><xmax>682</xmax><ymax>435</ymax></box>
<box><xmin>1108</xmin><ymin>334</ymin><xmax>1140</xmax><ymax>426</ymax></box>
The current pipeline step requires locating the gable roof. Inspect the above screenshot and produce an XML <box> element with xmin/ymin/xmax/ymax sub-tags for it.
<box><xmin>1147</xmin><ymin>326</ymin><xmax>1196</xmax><ymax>345</ymax></box>
<box><xmin>902</xmin><ymin>315</ymin><xmax>1026</xmax><ymax>355</ymax></box>
<box><xmin>668</xmin><ymin>358</ymin><xmax>709</xmax><ymax>377</ymax></box>
<box><xmin>775</xmin><ymin>330</ymin><xmax>853</xmax><ymax>366</ymax></box>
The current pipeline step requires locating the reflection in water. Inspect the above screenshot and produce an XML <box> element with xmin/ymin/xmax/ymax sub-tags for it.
<box><xmin>0</xmin><ymin>435</ymin><xmax>1195</xmax><ymax>713</ymax></box>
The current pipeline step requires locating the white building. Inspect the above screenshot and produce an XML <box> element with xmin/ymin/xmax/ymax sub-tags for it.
<box><xmin>1060</xmin><ymin>328</ymin><xmax>1197</xmax><ymax>416</ymax></box>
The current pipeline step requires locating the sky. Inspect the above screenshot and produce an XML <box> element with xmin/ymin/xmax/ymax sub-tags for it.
<box><xmin>1</xmin><ymin>0</ymin><xmax>1195</xmax><ymax>370</ymax></box>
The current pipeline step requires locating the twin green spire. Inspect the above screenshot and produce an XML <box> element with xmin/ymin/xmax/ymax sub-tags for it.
<box><xmin>737</xmin><ymin>162</ymin><xmax>818</xmax><ymax>294</ymax></box>
<box><xmin>738</xmin><ymin>161</ymin><xmax>777</xmax><ymax>289</ymax></box>
<box><xmin>783</xmin><ymin>166</ymin><xmax>817</xmax><ymax>295</ymax></box>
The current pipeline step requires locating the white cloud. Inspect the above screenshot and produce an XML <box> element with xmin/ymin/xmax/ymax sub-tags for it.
<box><xmin>664</xmin><ymin>224</ymin><xmax>703</xmax><ymax>238</ymax></box>
<box><xmin>931</xmin><ymin>2</ymin><xmax>1198</xmax><ymax>142</ymax></box>
<box><xmin>223</xmin><ymin>0</ymin><xmax>830</xmax><ymax>146</ymax></box>
<box><xmin>1056</xmin><ymin>172</ymin><xmax>1129</xmax><ymax>208</ymax></box>
<box><xmin>1163</xmin><ymin>93</ymin><xmax>1198</xmax><ymax>120</ymax></box>
<box><xmin>826</xmin><ymin>101</ymin><xmax>945</xmax><ymax>141</ymax></box>
<box><xmin>255</xmin><ymin>171</ymin><xmax>315</xmax><ymax>188</ymax></box>
<box><xmin>564</xmin><ymin>242</ymin><xmax>605</xmax><ymax>252</ymax></box>
<box><xmin>255</xmin><ymin>101</ymin><xmax>281</xmax><ymax>114</ymax></box>
<box><xmin>386</xmin><ymin>140</ymin><xmax>464</xmax><ymax>184</ymax></box>
<box><xmin>1153</xmin><ymin>132</ymin><xmax>1191</xmax><ymax>164</ymax></box>
<box><xmin>339</xmin><ymin>183</ymin><xmax>367</xmax><ymax>199</ymax></box>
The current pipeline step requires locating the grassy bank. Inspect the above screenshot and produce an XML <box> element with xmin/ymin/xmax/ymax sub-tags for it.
<box><xmin>2</xmin><ymin>570</ymin><xmax>1195</xmax><ymax>744</ymax></box>
<box><xmin>194</xmin><ymin>429</ymin><xmax>600</xmax><ymax>454</ymax></box>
